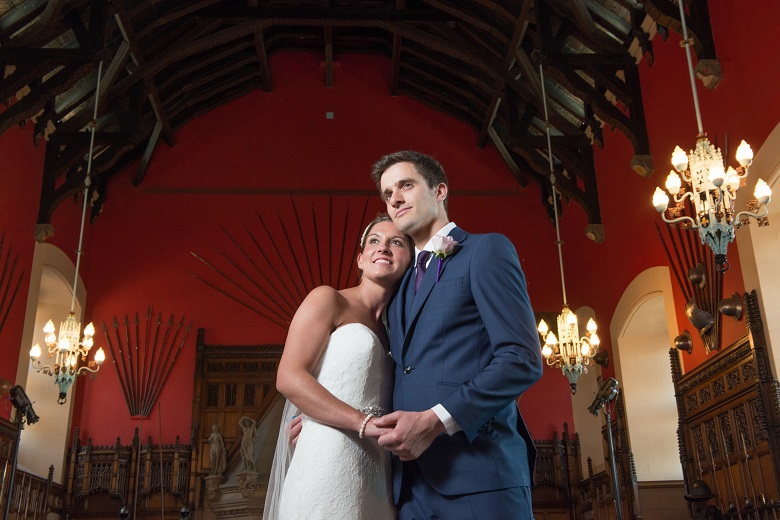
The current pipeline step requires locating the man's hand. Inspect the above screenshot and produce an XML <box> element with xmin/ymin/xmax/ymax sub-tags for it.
<box><xmin>288</xmin><ymin>415</ymin><xmax>303</xmax><ymax>448</ymax></box>
<box><xmin>372</xmin><ymin>410</ymin><xmax>445</xmax><ymax>461</ymax></box>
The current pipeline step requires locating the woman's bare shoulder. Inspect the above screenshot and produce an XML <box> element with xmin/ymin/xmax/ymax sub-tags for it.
<box><xmin>293</xmin><ymin>286</ymin><xmax>348</xmax><ymax>322</ymax></box>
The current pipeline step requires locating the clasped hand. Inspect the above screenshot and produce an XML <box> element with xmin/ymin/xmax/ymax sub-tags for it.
<box><xmin>288</xmin><ymin>410</ymin><xmax>444</xmax><ymax>460</ymax></box>
<box><xmin>366</xmin><ymin>410</ymin><xmax>445</xmax><ymax>461</ymax></box>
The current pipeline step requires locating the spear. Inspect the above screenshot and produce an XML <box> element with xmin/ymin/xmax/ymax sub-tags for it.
<box><xmin>720</xmin><ymin>427</ymin><xmax>744</xmax><ymax>520</ymax></box>
<box><xmin>14</xmin><ymin>472</ymin><xmax>26</xmax><ymax>520</ymax></box>
<box><xmin>255</xmin><ymin>212</ymin><xmax>305</xmax><ymax>301</ymax></box>
<box><xmin>311</xmin><ymin>200</ymin><xmax>323</xmax><ymax>285</ymax></box>
<box><xmin>0</xmin><ymin>459</ymin><xmax>8</xmax><ymax>515</ymax></box>
<box><xmin>241</xmin><ymin>223</ymin><xmax>298</xmax><ymax>312</ymax></box>
<box><xmin>102</xmin><ymin>322</ymin><xmax>132</xmax><ymax>416</ymax></box>
<box><xmin>709</xmin><ymin>439</ymin><xmax>727</xmax><ymax>513</ymax></box>
<box><xmin>229</xmin><ymin>225</ymin><xmax>297</xmax><ymax>315</ymax></box>
<box><xmin>695</xmin><ymin>448</ymin><xmax>705</xmax><ymax>479</ymax></box>
<box><xmin>213</xmin><ymin>247</ymin><xmax>290</xmax><ymax>323</ymax></box>
<box><xmin>158</xmin><ymin>402</ymin><xmax>164</xmax><ymax>520</ymax></box>
<box><xmin>290</xmin><ymin>195</ymin><xmax>316</xmax><ymax>290</ymax></box>
<box><xmin>654</xmin><ymin>223</ymin><xmax>690</xmax><ymax>300</ymax></box>
<box><xmin>335</xmin><ymin>202</ymin><xmax>351</xmax><ymax>289</ymax></box>
<box><xmin>740</xmin><ymin>433</ymin><xmax>759</xmax><ymax>516</ymax></box>
<box><xmin>145</xmin><ymin>321</ymin><xmax>193</xmax><ymax>415</ymax></box>
<box><xmin>22</xmin><ymin>477</ymin><xmax>31</xmax><ymax>520</ymax></box>
<box><xmin>124</xmin><ymin>315</ymin><xmax>136</xmax><ymax>414</ymax></box>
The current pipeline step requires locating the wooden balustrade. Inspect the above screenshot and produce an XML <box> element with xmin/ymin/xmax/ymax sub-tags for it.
<box><xmin>65</xmin><ymin>427</ymin><xmax>195</xmax><ymax>519</ymax></box>
<box><xmin>1</xmin><ymin>416</ymin><xmax>66</xmax><ymax>520</ymax></box>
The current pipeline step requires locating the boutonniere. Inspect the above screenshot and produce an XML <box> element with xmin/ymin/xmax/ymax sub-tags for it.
<box><xmin>430</xmin><ymin>235</ymin><xmax>459</xmax><ymax>282</ymax></box>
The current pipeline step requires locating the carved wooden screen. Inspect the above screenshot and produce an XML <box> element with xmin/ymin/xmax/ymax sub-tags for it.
<box><xmin>531</xmin><ymin>423</ymin><xmax>584</xmax><ymax>520</ymax></box>
<box><xmin>672</xmin><ymin>291</ymin><xmax>780</xmax><ymax>516</ymax></box>
<box><xmin>190</xmin><ymin>328</ymin><xmax>283</xmax><ymax>475</ymax></box>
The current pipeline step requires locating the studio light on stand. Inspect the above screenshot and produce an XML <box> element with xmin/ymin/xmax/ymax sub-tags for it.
<box><xmin>28</xmin><ymin>62</ymin><xmax>106</xmax><ymax>404</ymax></box>
<box><xmin>589</xmin><ymin>377</ymin><xmax>622</xmax><ymax>520</ymax></box>
<box><xmin>3</xmin><ymin>386</ymin><xmax>39</xmax><ymax>520</ymax></box>
<box><xmin>535</xmin><ymin>63</ymin><xmax>601</xmax><ymax>394</ymax></box>
<box><xmin>651</xmin><ymin>1</ymin><xmax>771</xmax><ymax>272</ymax></box>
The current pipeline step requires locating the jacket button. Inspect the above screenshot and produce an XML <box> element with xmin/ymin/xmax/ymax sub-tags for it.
<box><xmin>403</xmin><ymin>366</ymin><xmax>413</xmax><ymax>374</ymax></box>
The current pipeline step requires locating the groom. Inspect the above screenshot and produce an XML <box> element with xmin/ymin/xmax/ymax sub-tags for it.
<box><xmin>368</xmin><ymin>151</ymin><xmax>543</xmax><ymax>519</ymax></box>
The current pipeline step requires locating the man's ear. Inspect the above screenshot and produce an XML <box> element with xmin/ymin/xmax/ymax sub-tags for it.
<box><xmin>435</xmin><ymin>182</ymin><xmax>448</xmax><ymax>203</ymax></box>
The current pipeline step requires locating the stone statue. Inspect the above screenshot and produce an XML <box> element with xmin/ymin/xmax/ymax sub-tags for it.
<box><xmin>239</xmin><ymin>416</ymin><xmax>257</xmax><ymax>471</ymax></box>
<box><xmin>208</xmin><ymin>424</ymin><xmax>226</xmax><ymax>476</ymax></box>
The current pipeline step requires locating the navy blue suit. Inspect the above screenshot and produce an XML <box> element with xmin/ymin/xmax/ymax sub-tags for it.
<box><xmin>387</xmin><ymin>227</ymin><xmax>543</xmax><ymax>509</ymax></box>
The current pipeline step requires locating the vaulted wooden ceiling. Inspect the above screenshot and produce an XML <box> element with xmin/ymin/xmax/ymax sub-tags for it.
<box><xmin>0</xmin><ymin>0</ymin><xmax>718</xmax><ymax>240</ymax></box>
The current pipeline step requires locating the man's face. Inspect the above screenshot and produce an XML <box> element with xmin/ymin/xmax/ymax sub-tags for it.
<box><xmin>379</xmin><ymin>162</ymin><xmax>444</xmax><ymax>239</ymax></box>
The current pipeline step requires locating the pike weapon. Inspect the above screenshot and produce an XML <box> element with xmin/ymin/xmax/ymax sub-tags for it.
<box><xmin>709</xmin><ymin>441</ymin><xmax>726</xmax><ymax>513</ymax></box>
<box><xmin>0</xmin><ymin>459</ymin><xmax>9</xmax><ymax>514</ymax></box>
<box><xmin>719</xmin><ymin>427</ymin><xmax>744</xmax><ymax>520</ymax></box>
<box><xmin>22</xmin><ymin>479</ymin><xmax>31</xmax><ymax>520</ymax></box>
<box><xmin>741</xmin><ymin>433</ymin><xmax>759</xmax><ymax>515</ymax></box>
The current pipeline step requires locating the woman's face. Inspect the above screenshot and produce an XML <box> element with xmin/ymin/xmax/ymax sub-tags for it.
<box><xmin>357</xmin><ymin>220</ymin><xmax>412</xmax><ymax>285</ymax></box>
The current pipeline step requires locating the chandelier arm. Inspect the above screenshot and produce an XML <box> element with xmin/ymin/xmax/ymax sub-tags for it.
<box><xmin>661</xmin><ymin>214</ymin><xmax>699</xmax><ymax>228</ymax></box>
<box><xmin>734</xmin><ymin>206</ymin><xmax>770</xmax><ymax>222</ymax></box>
<box><xmin>539</xmin><ymin>63</ymin><xmax>568</xmax><ymax>307</ymax></box>
<box><xmin>75</xmin><ymin>365</ymin><xmax>101</xmax><ymax>376</ymax></box>
<box><xmin>672</xmin><ymin>191</ymin><xmax>694</xmax><ymax>205</ymax></box>
<box><xmin>30</xmin><ymin>362</ymin><xmax>54</xmax><ymax>376</ymax></box>
<box><xmin>720</xmin><ymin>188</ymin><xmax>736</xmax><ymax>205</ymax></box>
<box><xmin>677</xmin><ymin>0</ymin><xmax>704</xmax><ymax>135</ymax></box>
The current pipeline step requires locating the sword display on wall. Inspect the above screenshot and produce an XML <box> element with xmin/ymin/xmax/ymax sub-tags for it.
<box><xmin>191</xmin><ymin>195</ymin><xmax>373</xmax><ymax>328</ymax></box>
<box><xmin>0</xmin><ymin>232</ymin><xmax>24</xmax><ymax>339</ymax></box>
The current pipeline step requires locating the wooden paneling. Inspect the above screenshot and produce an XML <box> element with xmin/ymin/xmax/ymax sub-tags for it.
<box><xmin>191</xmin><ymin>328</ymin><xmax>283</xmax><ymax>478</ymax></box>
<box><xmin>672</xmin><ymin>291</ymin><xmax>780</xmax><ymax>518</ymax></box>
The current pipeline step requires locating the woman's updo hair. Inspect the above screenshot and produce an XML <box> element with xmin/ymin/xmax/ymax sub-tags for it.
<box><xmin>357</xmin><ymin>214</ymin><xmax>413</xmax><ymax>281</ymax></box>
<box><xmin>359</xmin><ymin>213</ymin><xmax>394</xmax><ymax>248</ymax></box>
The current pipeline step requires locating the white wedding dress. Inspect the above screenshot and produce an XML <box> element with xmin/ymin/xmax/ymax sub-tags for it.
<box><xmin>272</xmin><ymin>323</ymin><xmax>395</xmax><ymax>520</ymax></box>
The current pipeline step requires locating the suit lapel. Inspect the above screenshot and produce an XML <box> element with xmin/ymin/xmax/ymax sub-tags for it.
<box><xmin>403</xmin><ymin>228</ymin><xmax>468</xmax><ymax>351</ymax></box>
<box><xmin>390</xmin><ymin>267</ymin><xmax>414</xmax><ymax>357</ymax></box>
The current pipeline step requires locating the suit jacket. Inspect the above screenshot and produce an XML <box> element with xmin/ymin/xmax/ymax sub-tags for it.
<box><xmin>387</xmin><ymin>227</ymin><xmax>543</xmax><ymax>499</ymax></box>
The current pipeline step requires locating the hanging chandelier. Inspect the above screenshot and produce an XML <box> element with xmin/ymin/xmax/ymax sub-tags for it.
<box><xmin>29</xmin><ymin>62</ymin><xmax>106</xmax><ymax>404</ymax></box>
<box><xmin>536</xmin><ymin>63</ymin><xmax>600</xmax><ymax>395</ymax></box>
<box><xmin>651</xmin><ymin>1</ymin><xmax>771</xmax><ymax>272</ymax></box>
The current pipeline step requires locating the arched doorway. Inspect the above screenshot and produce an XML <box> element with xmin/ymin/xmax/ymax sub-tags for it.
<box><xmin>15</xmin><ymin>242</ymin><xmax>85</xmax><ymax>484</ymax></box>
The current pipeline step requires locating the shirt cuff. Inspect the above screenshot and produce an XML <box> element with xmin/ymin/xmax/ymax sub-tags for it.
<box><xmin>432</xmin><ymin>404</ymin><xmax>462</xmax><ymax>435</ymax></box>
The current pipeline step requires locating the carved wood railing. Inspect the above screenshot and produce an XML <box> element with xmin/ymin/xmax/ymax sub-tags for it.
<box><xmin>531</xmin><ymin>423</ymin><xmax>584</xmax><ymax>519</ymax></box>
<box><xmin>64</xmin><ymin>427</ymin><xmax>195</xmax><ymax>519</ymax></box>
<box><xmin>673</xmin><ymin>291</ymin><xmax>780</xmax><ymax>519</ymax></box>
<box><xmin>1</xmin><ymin>417</ymin><xmax>66</xmax><ymax>520</ymax></box>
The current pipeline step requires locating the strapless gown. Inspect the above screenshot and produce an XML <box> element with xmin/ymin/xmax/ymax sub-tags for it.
<box><xmin>278</xmin><ymin>323</ymin><xmax>395</xmax><ymax>519</ymax></box>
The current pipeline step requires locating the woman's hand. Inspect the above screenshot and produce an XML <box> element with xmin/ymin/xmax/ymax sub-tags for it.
<box><xmin>288</xmin><ymin>415</ymin><xmax>303</xmax><ymax>448</ymax></box>
<box><xmin>362</xmin><ymin>416</ymin><xmax>395</xmax><ymax>439</ymax></box>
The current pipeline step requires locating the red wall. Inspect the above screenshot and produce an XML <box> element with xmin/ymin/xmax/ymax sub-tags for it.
<box><xmin>2</xmin><ymin>0</ymin><xmax>778</xmax><ymax>443</ymax></box>
<box><xmin>68</xmin><ymin>52</ymin><xmax>572</xmax><ymax>444</ymax></box>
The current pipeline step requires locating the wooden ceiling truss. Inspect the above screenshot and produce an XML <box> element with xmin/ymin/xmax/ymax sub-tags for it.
<box><xmin>0</xmin><ymin>0</ymin><xmax>719</xmax><ymax>239</ymax></box>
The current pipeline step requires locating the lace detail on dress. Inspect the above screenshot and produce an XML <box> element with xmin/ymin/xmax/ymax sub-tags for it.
<box><xmin>277</xmin><ymin>323</ymin><xmax>395</xmax><ymax>520</ymax></box>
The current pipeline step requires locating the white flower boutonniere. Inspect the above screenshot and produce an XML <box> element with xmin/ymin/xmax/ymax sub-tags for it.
<box><xmin>429</xmin><ymin>235</ymin><xmax>459</xmax><ymax>282</ymax></box>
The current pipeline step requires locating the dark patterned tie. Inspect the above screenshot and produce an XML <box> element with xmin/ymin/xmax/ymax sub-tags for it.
<box><xmin>414</xmin><ymin>250</ymin><xmax>432</xmax><ymax>293</ymax></box>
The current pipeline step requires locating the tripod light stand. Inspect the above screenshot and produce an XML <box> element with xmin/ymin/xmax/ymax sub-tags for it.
<box><xmin>589</xmin><ymin>377</ymin><xmax>622</xmax><ymax>520</ymax></box>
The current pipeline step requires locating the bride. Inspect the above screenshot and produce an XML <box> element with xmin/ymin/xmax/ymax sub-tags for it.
<box><xmin>263</xmin><ymin>214</ymin><xmax>412</xmax><ymax>520</ymax></box>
